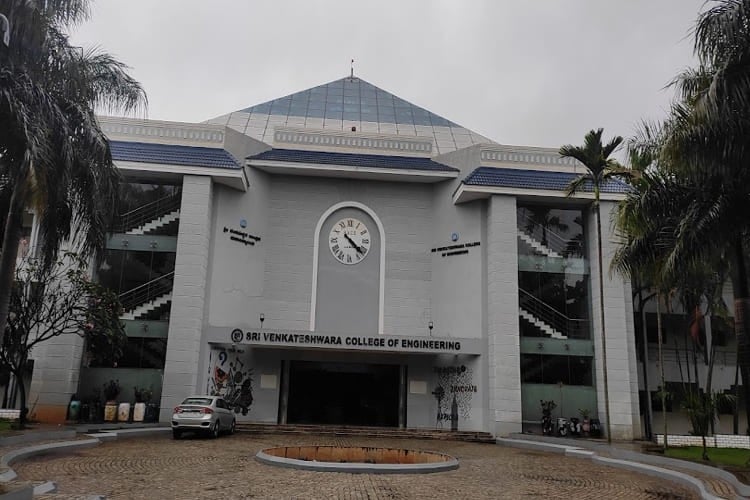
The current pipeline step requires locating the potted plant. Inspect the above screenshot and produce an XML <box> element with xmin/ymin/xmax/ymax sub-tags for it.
<box><xmin>102</xmin><ymin>380</ymin><xmax>120</xmax><ymax>422</ymax></box>
<box><xmin>579</xmin><ymin>408</ymin><xmax>591</xmax><ymax>436</ymax></box>
<box><xmin>133</xmin><ymin>386</ymin><xmax>153</xmax><ymax>422</ymax></box>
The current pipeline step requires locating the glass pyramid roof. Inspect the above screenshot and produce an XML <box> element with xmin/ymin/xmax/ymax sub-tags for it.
<box><xmin>206</xmin><ymin>76</ymin><xmax>492</xmax><ymax>155</ymax></box>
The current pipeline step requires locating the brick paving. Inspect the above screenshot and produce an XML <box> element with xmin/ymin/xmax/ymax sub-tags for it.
<box><xmin>13</xmin><ymin>433</ymin><xmax>699</xmax><ymax>499</ymax></box>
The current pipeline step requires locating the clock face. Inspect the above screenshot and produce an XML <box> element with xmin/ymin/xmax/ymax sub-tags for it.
<box><xmin>328</xmin><ymin>217</ymin><xmax>371</xmax><ymax>265</ymax></box>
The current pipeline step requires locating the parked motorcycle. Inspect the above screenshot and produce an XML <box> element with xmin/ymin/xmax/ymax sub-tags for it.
<box><xmin>569</xmin><ymin>417</ymin><xmax>582</xmax><ymax>437</ymax></box>
<box><xmin>540</xmin><ymin>400</ymin><xmax>557</xmax><ymax>436</ymax></box>
<box><xmin>589</xmin><ymin>418</ymin><xmax>602</xmax><ymax>438</ymax></box>
<box><xmin>557</xmin><ymin>417</ymin><xmax>569</xmax><ymax>437</ymax></box>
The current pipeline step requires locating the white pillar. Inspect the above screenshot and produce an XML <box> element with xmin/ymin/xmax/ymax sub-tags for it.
<box><xmin>588</xmin><ymin>200</ymin><xmax>638</xmax><ymax>440</ymax></box>
<box><xmin>486</xmin><ymin>195</ymin><xmax>522</xmax><ymax>436</ymax></box>
<box><xmin>159</xmin><ymin>175</ymin><xmax>213</xmax><ymax>420</ymax></box>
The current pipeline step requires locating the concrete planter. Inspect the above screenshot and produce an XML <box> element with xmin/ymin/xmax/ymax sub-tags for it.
<box><xmin>103</xmin><ymin>403</ymin><xmax>117</xmax><ymax>422</ymax></box>
<box><xmin>117</xmin><ymin>403</ymin><xmax>131</xmax><ymax>422</ymax></box>
<box><xmin>133</xmin><ymin>402</ymin><xmax>146</xmax><ymax>422</ymax></box>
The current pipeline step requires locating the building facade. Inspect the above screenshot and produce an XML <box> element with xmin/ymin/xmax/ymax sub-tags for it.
<box><xmin>24</xmin><ymin>76</ymin><xmax>643</xmax><ymax>439</ymax></box>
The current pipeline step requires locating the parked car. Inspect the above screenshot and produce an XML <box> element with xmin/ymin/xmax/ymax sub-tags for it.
<box><xmin>171</xmin><ymin>395</ymin><xmax>236</xmax><ymax>439</ymax></box>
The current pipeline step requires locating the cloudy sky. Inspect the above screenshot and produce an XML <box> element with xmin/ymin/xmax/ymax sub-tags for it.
<box><xmin>71</xmin><ymin>1</ymin><xmax>704</xmax><ymax>149</ymax></box>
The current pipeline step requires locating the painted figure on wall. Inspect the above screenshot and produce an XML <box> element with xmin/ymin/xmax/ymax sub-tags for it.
<box><xmin>208</xmin><ymin>349</ymin><xmax>254</xmax><ymax>415</ymax></box>
<box><xmin>433</xmin><ymin>365</ymin><xmax>476</xmax><ymax>427</ymax></box>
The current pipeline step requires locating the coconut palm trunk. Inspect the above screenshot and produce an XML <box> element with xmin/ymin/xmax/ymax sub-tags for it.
<box><xmin>0</xmin><ymin>185</ymin><xmax>24</xmax><ymax>340</ymax></box>
<box><xmin>730</xmin><ymin>238</ymin><xmax>750</xmax><ymax>433</ymax></box>
<box><xmin>657</xmin><ymin>295</ymin><xmax>668</xmax><ymax>450</ymax></box>
<box><xmin>593</xmin><ymin>184</ymin><xmax>613</xmax><ymax>443</ymax></box>
<box><xmin>560</xmin><ymin>128</ymin><xmax>625</xmax><ymax>444</ymax></box>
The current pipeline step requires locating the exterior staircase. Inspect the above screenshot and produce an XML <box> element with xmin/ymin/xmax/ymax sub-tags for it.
<box><xmin>113</xmin><ymin>192</ymin><xmax>181</xmax><ymax>234</ymax></box>
<box><xmin>517</xmin><ymin>232</ymin><xmax>562</xmax><ymax>258</ymax></box>
<box><xmin>519</xmin><ymin>308</ymin><xmax>567</xmax><ymax>339</ymax></box>
<box><xmin>236</xmin><ymin>423</ymin><xmax>496</xmax><ymax>444</ymax></box>
<box><xmin>121</xmin><ymin>293</ymin><xmax>172</xmax><ymax>320</ymax></box>
<box><xmin>119</xmin><ymin>272</ymin><xmax>175</xmax><ymax>321</ymax></box>
<box><xmin>126</xmin><ymin>209</ymin><xmax>180</xmax><ymax>235</ymax></box>
<box><xmin>518</xmin><ymin>288</ymin><xmax>589</xmax><ymax>340</ymax></box>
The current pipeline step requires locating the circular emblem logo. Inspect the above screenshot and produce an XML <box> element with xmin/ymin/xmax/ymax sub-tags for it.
<box><xmin>231</xmin><ymin>328</ymin><xmax>244</xmax><ymax>343</ymax></box>
<box><xmin>451</xmin><ymin>232</ymin><xmax>459</xmax><ymax>242</ymax></box>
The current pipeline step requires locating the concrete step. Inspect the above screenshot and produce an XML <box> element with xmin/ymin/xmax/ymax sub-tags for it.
<box><xmin>236</xmin><ymin>423</ymin><xmax>495</xmax><ymax>444</ymax></box>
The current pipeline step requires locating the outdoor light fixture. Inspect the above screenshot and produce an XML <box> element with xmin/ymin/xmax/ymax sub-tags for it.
<box><xmin>428</xmin><ymin>321</ymin><xmax>433</xmax><ymax>336</ymax></box>
<box><xmin>260</xmin><ymin>313</ymin><xmax>265</xmax><ymax>328</ymax></box>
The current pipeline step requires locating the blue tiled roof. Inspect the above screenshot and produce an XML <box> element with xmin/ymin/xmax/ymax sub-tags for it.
<box><xmin>463</xmin><ymin>167</ymin><xmax>629</xmax><ymax>193</ymax></box>
<box><xmin>249</xmin><ymin>148</ymin><xmax>458</xmax><ymax>173</ymax></box>
<box><xmin>110</xmin><ymin>141</ymin><xmax>242</xmax><ymax>169</ymax></box>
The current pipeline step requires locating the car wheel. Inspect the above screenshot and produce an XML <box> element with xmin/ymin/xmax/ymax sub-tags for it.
<box><xmin>229</xmin><ymin>419</ymin><xmax>236</xmax><ymax>435</ymax></box>
<box><xmin>172</xmin><ymin>429</ymin><xmax>182</xmax><ymax>440</ymax></box>
<box><xmin>210</xmin><ymin>421</ymin><xmax>220</xmax><ymax>439</ymax></box>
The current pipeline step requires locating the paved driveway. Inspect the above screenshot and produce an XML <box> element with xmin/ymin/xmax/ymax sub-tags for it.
<box><xmin>16</xmin><ymin>433</ymin><xmax>697</xmax><ymax>499</ymax></box>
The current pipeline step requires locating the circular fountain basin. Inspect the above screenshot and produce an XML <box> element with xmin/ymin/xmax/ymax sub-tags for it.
<box><xmin>256</xmin><ymin>445</ymin><xmax>459</xmax><ymax>474</ymax></box>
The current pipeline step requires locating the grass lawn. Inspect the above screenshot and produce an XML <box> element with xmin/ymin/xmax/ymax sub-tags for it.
<box><xmin>665</xmin><ymin>446</ymin><xmax>750</xmax><ymax>467</ymax></box>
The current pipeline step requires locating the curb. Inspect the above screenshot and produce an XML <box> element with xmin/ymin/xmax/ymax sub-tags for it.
<box><xmin>0</xmin><ymin>430</ymin><xmax>76</xmax><ymax>449</ymax></box>
<box><xmin>32</xmin><ymin>481</ymin><xmax>56</xmax><ymax>496</ymax></box>
<box><xmin>497</xmin><ymin>438</ymin><xmax>724</xmax><ymax>500</ymax></box>
<box><xmin>0</xmin><ymin>439</ymin><xmax>100</xmax><ymax>483</ymax></box>
<box><xmin>255</xmin><ymin>448</ymin><xmax>460</xmax><ymax>475</ymax></box>
<box><xmin>0</xmin><ymin>426</ymin><xmax>171</xmax><ymax>491</ymax></box>
<box><xmin>508</xmin><ymin>433</ymin><xmax>750</xmax><ymax>498</ymax></box>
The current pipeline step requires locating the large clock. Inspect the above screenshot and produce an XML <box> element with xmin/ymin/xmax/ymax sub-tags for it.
<box><xmin>328</xmin><ymin>217</ymin><xmax>371</xmax><ymax>265</ymax></box>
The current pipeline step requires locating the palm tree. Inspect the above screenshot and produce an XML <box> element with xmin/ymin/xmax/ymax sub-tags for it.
<box><xmin>654</xmin><ymin>0</ymin><xmax>750</xmax><ymax>430</ymax></box>
<box><xmin>559</xmin><ymin>128</ymin><xmax>625</xmax><ymax>443</ymax></box>
<box><xmin>0</xmin><ymin>0</ymin><xmax>146</xmax><ymax>343</ymax></box>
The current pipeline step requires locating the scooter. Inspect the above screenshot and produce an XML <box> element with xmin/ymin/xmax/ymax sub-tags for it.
<box><xmin>569</xmin><ymin>417</ymin><xmax>582</xmax><ymax>437</ymax></box>
<box><xmin>589</xmin><ymin>418</ymin><xmax>602</xmax><ymax>438</ymax></box>
<box><xmin>540</xmin><ymin>400</ymin><xmax>556</xmax><ymax>436</ymax></box>
<box><xmin>557</xmin><ymin>417</ymin><xmax>569</xmax><ymax>437</ymax></box>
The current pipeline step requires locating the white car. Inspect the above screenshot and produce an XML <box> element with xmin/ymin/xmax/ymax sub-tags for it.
<box><xmin>171</xmin><ymin>395</ymin><xmax>237</xmax><ymax>439</ymax></box>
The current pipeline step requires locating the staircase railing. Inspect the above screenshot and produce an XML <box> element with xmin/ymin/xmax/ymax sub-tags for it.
<box><xmin>518</xmin><ymin>288</ymin><xmax>590</xmax><ymax>339</ymax></box>
<box><xmin>113</xmin><ymin>192</ymin><xmax>182</xmax><ymax>234</ymax></box>
<box><xmin>119</xmin><ymin>271</ymin><xmax>175</xmax><ymax>313</ymax></box>
<box><xmin>516</xmin><ymin>212</ymin><xmax>583</xmax><ymax>257</ymax></box>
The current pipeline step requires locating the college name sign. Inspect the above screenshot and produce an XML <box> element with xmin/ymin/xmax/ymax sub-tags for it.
<box><xmin>221</xmin><ymin>328</ymin><xmax>478</xmax><ymax>354</ymax></box>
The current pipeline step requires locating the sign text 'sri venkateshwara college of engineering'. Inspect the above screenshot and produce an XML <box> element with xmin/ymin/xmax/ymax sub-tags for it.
<box><xmin>229</xmin><ymin>329</ymin><xmax>463</xmax><ymax>352</ymax></box>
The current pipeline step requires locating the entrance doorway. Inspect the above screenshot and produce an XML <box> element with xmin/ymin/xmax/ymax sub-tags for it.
<box><xmin>286</xmin><ymin>361</ymin><xmax>400</xmax><ymax>427</ymax></box>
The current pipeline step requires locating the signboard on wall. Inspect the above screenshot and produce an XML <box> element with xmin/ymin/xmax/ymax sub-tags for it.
<box><xmin>206</xmin><ymin>327</ymin><xmax>482</xmax><ymax>355</ymax></box>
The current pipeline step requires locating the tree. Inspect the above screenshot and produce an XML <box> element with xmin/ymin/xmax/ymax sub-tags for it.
<box><xmin>652</xmin><ymin>0</ymin><xmax>750</xmax><ymax>431</ymax></box>
<box><xmin>559</xmin><ymin>128</ymin><xmax>626</xmax><ymax>443</ymax></box>
<box><xmin>0</xmin><ymin>0</ymin><xmax>146</xmax><ymax>346</ymax></box>
<box><xmin>3</xmin><ymin>252</ymin><xmax>126</xmax><ymax>427</ymax></box>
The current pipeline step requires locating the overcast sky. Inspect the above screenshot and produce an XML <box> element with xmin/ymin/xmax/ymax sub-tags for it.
<box><xmin>71</xmin><ymin>1</ymin><xmax>704</xmax><ymax>149</ymax></box>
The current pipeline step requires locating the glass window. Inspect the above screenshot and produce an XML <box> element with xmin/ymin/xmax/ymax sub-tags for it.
<box><xmin>521</xmin><ymin>354</ymin><xmax>543</xmax><ymax>383</ymax></box>
<box><xmin>518</xmin><ymin>205</ymin><xmax>586</xmax><ymax>258</ymax></box>
<box><xmin>114</xmin><ymin>337</ymin><xmax>167</xmax><ymax>369</ymax></box>
<box><xmin>568</xmin><ymin>356</ymin><xmax>593</xmax><ymax>385</ymax></box>
<box><xmin>520</xmin><ymin>354</ymin><xmax>594</xmax><ymax>386</ymax></box>
<box><xmin>519</xmin><ymin>270</ymin><xmax>590</xmax><ymax>339</ymax></box>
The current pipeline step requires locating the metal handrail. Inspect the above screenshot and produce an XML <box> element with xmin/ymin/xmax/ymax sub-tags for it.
<box><xmin>118</xmin><ymin>271</ymin><xmax>175</xmax><ymax>312</ymax></box>
<box><xmin>518</xmin><ymin>288</ymin><xmax>590</xmax><ymax>339</ymax></box>
<box><xmin>516</xmin><ymin>212</ymin><xmax>584</xmax><ymax>257</ymax></box>
<box><xmin>113</xmin><ymin>192</ymin><xmax>181</xmax><ymax>233</ymax></box>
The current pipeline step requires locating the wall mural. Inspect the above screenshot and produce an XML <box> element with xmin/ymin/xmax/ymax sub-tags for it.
<box><xmin>208</xmin><ymin>349</ymin><xmax>254</xmax><ymax>415</ymax></box>
<box><xmin>432</xmin><ymin>365</ymin><xmax>477</xmax><ymax>428</ymax></box>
